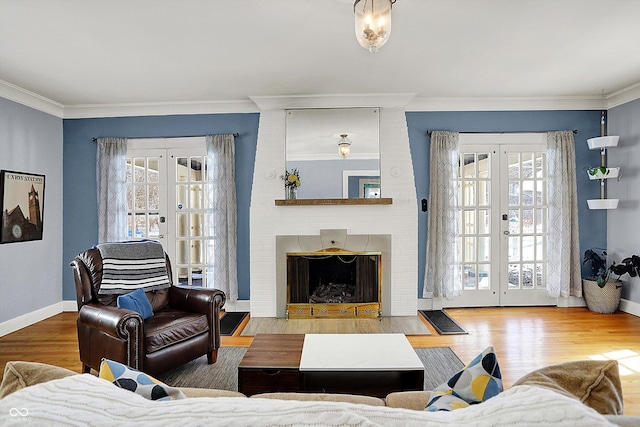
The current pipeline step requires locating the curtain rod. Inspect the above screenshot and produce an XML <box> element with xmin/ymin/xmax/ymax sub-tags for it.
<box><xmin>426</xmin><ymin>129</ymin><xmax>578</xmax><ymax>135</ymax></box>
<box><xmin>92</xmin><ymin>133</ymin><xmax>239</xmax><ymax>142</ymax></box>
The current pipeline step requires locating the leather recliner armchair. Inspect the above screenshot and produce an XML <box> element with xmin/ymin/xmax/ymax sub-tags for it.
<box><xmin>70</xmin><ymin>248</ymin><xmax>226</xmax><ymax>376</ymax></box>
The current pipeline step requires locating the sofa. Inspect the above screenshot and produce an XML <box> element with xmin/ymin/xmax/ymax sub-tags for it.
<box><xmin>1</xmin><ymin>360</ymin><xmax>639</xmax><ymax>426</ymax></box>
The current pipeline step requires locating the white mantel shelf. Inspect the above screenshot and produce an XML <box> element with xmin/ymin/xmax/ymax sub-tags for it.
<box><xmin>275</xmin><ymin>198</ymin><xmax>393</xmax><ymax>206</ymax></box>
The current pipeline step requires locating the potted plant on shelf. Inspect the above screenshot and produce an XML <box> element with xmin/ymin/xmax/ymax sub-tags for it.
<box><xmin>582</xmin><ymin>249</ymin><xmax>639</xmax><ymax>314</ymax></box>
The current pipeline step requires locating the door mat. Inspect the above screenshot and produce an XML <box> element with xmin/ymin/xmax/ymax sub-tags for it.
<box><xmin>419</xmin><ymin>310</ymin><xmax>468</xmax><ymax>335</ymax></box>
<box><xmin>220</xmin><ymin>312</ymin><xmax>248</xmax><ymax>336</ymax></box>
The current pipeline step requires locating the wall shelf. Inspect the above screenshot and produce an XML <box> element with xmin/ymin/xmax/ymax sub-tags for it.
<box><xmin>275</xmin><ymin>198</ymin><xmax>393</xmax><ymax>206</ymax></box>
<box><xmin>587</xmin><ymin>136</ymin><xmax>619</xmax><ymax>150</ymax></box>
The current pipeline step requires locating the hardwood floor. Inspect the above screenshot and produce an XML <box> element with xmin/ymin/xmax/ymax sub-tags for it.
<box><xmin>1</xmin><ymin>307</ymin><xmax>639</xmax><ymax>414</ymax></box>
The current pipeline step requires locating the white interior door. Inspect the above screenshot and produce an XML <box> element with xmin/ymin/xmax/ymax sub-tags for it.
<box><xmin>443</xmin><ymin>134</ymin><xmax>556</xmax><ymax>307</ymax></box>
<box><xmin>127</xmin><ymin>137</ymin><xmax>206</xmax><ymax>287</ymax></box>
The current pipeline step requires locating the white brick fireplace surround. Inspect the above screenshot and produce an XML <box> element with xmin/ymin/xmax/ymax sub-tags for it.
<box><xmin>249</xmin><ymin>94</ymin><xmax>418</xmax><ymax>317</ymax></box>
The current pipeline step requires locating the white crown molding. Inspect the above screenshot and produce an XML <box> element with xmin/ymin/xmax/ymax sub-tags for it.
<box><xmin>5</xmin><ymin>76</ymin><xmax>640</xmax><ymax>118</ymax></box>
<box><xmin>63</xmin><ymin>99</ymin><xmax>260</xmax><ymax>118</ymax></box>
<box><xmin>0</xmin><ymin>79</ymin><xmax>64</xmax><ymax>117</ymax></box>
<box><xmin>606</xmin><ymin>82</ymin><xmax>640</xmax><ymax>110</ymax></box>
<box><xmin>249</xmin><ymin>93</ymin><xmax>417</xmax><ymax>110</ymax></box>
<box><xmin>406</xmin><ymin>95</ymin><xmax>607</xmax><ymax>112</ymax></box>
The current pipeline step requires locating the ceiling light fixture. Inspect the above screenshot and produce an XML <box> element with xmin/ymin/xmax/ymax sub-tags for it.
<box><xmin>354</xmin><ymin>0</ymin><xmax>395</xmax><ymax>53</ymax></box>
<box><xmin>338</xmin><ymin>134</ymin><xmax>352</xmax><ymax>159</ymax></box>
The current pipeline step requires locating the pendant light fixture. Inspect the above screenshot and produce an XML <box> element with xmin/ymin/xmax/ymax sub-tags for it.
<box><xmin>354</xmin><ymin>0</ymin><xmax>395</xmax><ymax>53</ymax></box>
<box><xmin>338</xmin><ymin>134</ymin><xmax>352</xmax><ymax>159</ymax></box>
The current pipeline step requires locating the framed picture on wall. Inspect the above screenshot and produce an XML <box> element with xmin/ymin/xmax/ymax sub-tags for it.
<box><xmin>0</xmin><ymin>170</ymin><xmax>46</xmax><ymax>244</ymax></box>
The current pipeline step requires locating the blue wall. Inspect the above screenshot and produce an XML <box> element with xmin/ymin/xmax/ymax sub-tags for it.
<box><xmin>62</xmin><ymin>109</ymin><xmax>607</xmax><ymax>303</ymax></box>
<box><xmin>406</xmin><ymin>110</ymin><xmax>606</xmax><ymax>296</ymax></box>
<box><xmin>63</xmin><ymin>113</ymin><xmax>259</xmax><ymax>301</ymax></box>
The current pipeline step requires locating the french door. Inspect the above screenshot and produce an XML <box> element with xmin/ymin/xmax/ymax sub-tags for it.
<box><xmin>443</xmin><ymin>134</ymin><xmax>556</xmax><ymax>307</ymax></box>
<box><xmin>126</xmin><ymin>137</ymin><xmax>209</xmax><ymax>287</ymax></box>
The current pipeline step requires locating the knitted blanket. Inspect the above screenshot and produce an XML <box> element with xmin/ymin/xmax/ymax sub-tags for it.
<box><xmin>0</xmin><ymin>374</ymin><xmax>616</xmax><ymax>426</ymax></box>
<box><xmin>96</xmin><ymin>241</ymin><xmax>170</xmax><ymax>295</ymax></box>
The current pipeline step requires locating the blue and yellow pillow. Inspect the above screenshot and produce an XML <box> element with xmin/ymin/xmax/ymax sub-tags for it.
<box><xmin>425</xmin><ymin>346</ymin><xmax>503</xmax><ymax>411</ymax></box>
<box><xmin>98</xmin><ymin>358</ymin><xmax>185</xmax><ymax>401</ymax></box>
<box><xmin>117</xmin><ymin>288</ymin><xmax>154</xmax><ymax>320</ymax></box>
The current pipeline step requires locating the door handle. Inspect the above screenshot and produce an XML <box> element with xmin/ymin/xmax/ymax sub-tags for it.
<box><xmin>158</xmin><ymin>234</ymin><xmax>165</xmax><ymax>238</ymax></box>
<box><xmin>503</xmin><ymin>231</ymin><xmax>510</xmax><ymax>235</ymax></box>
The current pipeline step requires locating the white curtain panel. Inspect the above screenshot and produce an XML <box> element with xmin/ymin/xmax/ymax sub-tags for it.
<box><xmin>547</xmin><ymin>131</ymin><xmax>581</xmax><ymax>297</ymax></box>
<box><xmin>424</xmin><ymin>131</ymin><xmax>462</xmax><ymax>299</ymax></box>
<box><xmin>96</xmin><ymin>137</ymin><xmax>128</xmax><ymax>243</ymax></box>
<box><xmin>204</xmin><ymin>134</ymin><xmax>238</xmax><ymax>301</ymax></box>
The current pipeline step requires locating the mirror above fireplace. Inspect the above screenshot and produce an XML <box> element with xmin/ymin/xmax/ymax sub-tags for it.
<box><xmin>285</xmin><ymin>108</ymin><xmax>380</xmax><ymax>200</ymax></box>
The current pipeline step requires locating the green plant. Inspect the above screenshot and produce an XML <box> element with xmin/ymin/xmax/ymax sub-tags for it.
<box><xmin>583</xmin><ymin>248</ymin><xmax>609</xmax><ymax>287</ymax></box>
<box><xmin>609</xmin><ymin>255</ymin><xmax>640</xmax><ymax>281</ymax></box>
<box><xmin>587</xmin><ymin>165</ymin><xmax>609</xmax><ymax>177</ymax></box>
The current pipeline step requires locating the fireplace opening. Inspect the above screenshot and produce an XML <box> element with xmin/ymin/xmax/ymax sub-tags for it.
<box><xmin>286</xmin><ymin>251</ymin><xmax>381</xmax><ymax>318</ymax></box>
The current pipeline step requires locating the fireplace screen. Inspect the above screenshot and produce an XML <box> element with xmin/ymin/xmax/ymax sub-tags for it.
<box><xmin>287</xmin><ymin>252</ymin><xmax>380</xmax><ymax>305</ymax></box>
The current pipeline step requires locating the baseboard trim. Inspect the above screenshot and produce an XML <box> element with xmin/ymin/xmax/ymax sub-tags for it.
<box><xmin>62</xmin><ymin>300</ymin><xmax>78</xmax><ymax>312</ymax></box>
<box><xmin>620</xmin><ymin>299</ymin><xmax>640</xmax><ymax>317</ymax></box>
<box><xmin>0</xmin><ymin>302</ymin><xmax>64</xmax><ymax>337</ymax></box>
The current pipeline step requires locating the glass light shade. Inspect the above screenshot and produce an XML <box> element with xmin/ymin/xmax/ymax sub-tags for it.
<box><xmin>354</xmin><ymin>0</ymin><xmax>393</xmax><ymax>53</ymax></box>
<box><xmin>338</xmin><ymin>134</ymin><xmax>351</xmax><ymax>158</ymax></box>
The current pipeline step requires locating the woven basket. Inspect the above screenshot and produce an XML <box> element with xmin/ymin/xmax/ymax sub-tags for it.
<box><xmin>582</xmin><ymin>279</ymin><xmax>622</xmax><ymax>314</ymax></box>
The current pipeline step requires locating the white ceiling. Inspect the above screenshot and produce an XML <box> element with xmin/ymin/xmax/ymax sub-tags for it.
<box><xmin>1</xmin><ymin>0</ymin><xmax>640</xmax><ymax>117</ymax></box>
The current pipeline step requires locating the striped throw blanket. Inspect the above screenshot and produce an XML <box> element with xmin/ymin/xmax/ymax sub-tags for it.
<box><xmin>96</xmin><ymin>241</ymin><xmax>171</xmax><ymax>295</ymax></box>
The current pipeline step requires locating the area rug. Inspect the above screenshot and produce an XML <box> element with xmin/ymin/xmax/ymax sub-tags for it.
<box><xmin>418</xmin><ymin>310</ymin><xmax>468</xmax><ymax>335</ymax></box>
<box><xmin>220</xmin><ymin>311</ymin><xmax>249</xmax><ymax>336</ymax></box>
<box><xmin>156</xmin><ymin>346</ymin><xmax>464</xmax><ymax>392</ymax></box>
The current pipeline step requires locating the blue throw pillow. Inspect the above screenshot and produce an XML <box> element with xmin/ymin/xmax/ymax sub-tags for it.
<box><xmin>117</xmin><ymin>288</ymin><xmax>154</xmax><ymax>320</ymax></box>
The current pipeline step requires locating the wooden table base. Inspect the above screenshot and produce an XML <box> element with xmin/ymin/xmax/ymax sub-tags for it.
<box><xmin>238</xmin><ymin>334</ymin><xmax>424</xmax><ymax>398</ymax></box>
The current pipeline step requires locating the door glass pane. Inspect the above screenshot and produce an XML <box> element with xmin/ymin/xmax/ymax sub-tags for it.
<box><xmin>465</xmin><ymin>237</ymin><xmax>476</xmax><ymax>262</ymax></box>
<box><xmin>464</xmin><ymin>210</ymin><xmax>475</xmax><ymax>234</ymax></box>
<box><xmin>478</xmin><ymin>237</ymin><xmax>490</xmax><ymax>261</ymax></box>
<box><xmin>463</xmin><ymin>181</ymin><xmax>476</xmax><ymax>206</ymax></box>
<box><xmin>478</xmin><ymin>264</ymin><xmax>490</xmax><ymax>289</ymax></box>
<box><xmin>508</xmin><ymin>264</ymin><xmax>520</xmax><ymax>288</ymax></box>
<box><xmin>478</xmin><ymin>181</ymin><xmax>490</xmax><ymax>206</ymax></box>
<box><xmin>509</xmin><ymin>181</ymin><xmax>520</xmax><ymax>206</ymax></box>
<box><xmin>148</xmin><ymin>213</ymin><xmax>160</xmax><ymax>238</ymax></box>
<box><xmin>190</xmin><ymin>184</ymin><xmax>202</xmax><ymax>209</ymax></box>
<box><xmin>134</xmin><ymin>159</ymin><xmax>145</xmax><ymax>182</ymax></box>
<box><xmin>522</xmin><ymin>236</ymin><xmax>535</xmax><ymax>261</ymax></box>
<box><xmin>536</xmin><ymin>180</ymin><xmax>546</xmax><ymax>205</ymax></box>
<box><xmin>522</xmin><ymin>264</ymin><xmax>535</xmax><ymax>288</ymax></box>
<box><xmin>177</xmin><ymin>267</ymin><xmax>189</xmax><ymax>286</ymax></box>
<box><xmin>148</xmin><ymin>185</ymin><xmax>159</xmax><ymax>210</ymax></box>
<box><xmin>478</xmin><ymin>154</ymin><xmax>490</xmax><ymax>178</ymax></box>
<box><xmin>522</xmin><ymin>153</ymin><xmax>533</xmax><ymax>178</ymax></box>
<box><xmin>176</xmin><ymin>157</ymin><xmax>188</xmax><ymax>182</ymax></box>
<box><xmin>126</xmin><ymin>159</ymin><xmax>133</xmax><ymax>182</ymax></box>
<box><xmin>177</xmin><ymin>240</ymin><xmax>188</xmax><ymax>264</ymax></box>
<box><xmin>134</xmin><ymin>185</ymin><xmax>145</xmax><ymax>209</ymax></box>
<box><xmin>508</xmin><ymin>153</ymin><xmax>520</xmax><ymax>178</ymax></box>
<box><xmin>478</xmin><ymin>209</ymin><xmax>490</xmax><ymax>234</ymax></box>
<box><xmin>508</xmin><ymin>236</ymin><xmax>520</xmax><ymax>262</ymax></box>
<box><xmin>522</xmin><ymin>209</ymin><xmax>533</xmax><ymax>233</ymax></box>
<box><xmin>134</xmin><ymin>213</ymin><xmax>145</xmax><ymax>238</ymax></box>
<box><xmin>523</xmin><ymin>181</ymin><xmax>534</xmax><ymax>206</ymax></box>
<box><xmin>177</xmin><ymin>213</ymin><xmax>188</xmax><ymax>238</ymax></box>
<box><xmin>463</xmin><ymin>154</ymin><xmax>476</xmax><ymax>178</ymax></box>
<box><xmin>176</xmin><ymin>185</ymin><xmax>188</xmax><ymax>208</ymax></box>
<box><xmin>464</xmin><ymin>264</ymin><xmax>477</xmax><ymax>289</ymax></box>
<box><xmin>192</xmin><ymin>240</ymin><xmax>202</xmax><ymax>264</ymax></box>
<box><xmin>191</xmin><ymin>157</ymin><xmax>203</xmax><ymax>181</ymax></box>
<box><xmin>147</xmin><ymin>158</ymin><xmax>159</xmax><ymax>183</ymax></box>
<box><xmin>509</xmin><ymin>209</ymin><xmax>520</xmax><ymax>234</ymax></box>
<box><xmin>536</xmin><ymin>153</ymin><xmax>546</xmax><ymax>177</ymax></box>
<box><xmin>191</xmin><ymin>213</ymin><xmax>202</xmax><ymax>237</ymax></box>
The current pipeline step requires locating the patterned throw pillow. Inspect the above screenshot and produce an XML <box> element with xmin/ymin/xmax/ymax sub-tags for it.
<box><xmin>117</xmin><ymin>288</ymin><xmax>154</xmax><ymax>320</ymax></box>
<box><xmin>98</xmin><ymin>359</ymin><xmax>186</xmax><ymax>401</ymax></box>
<box><xmin>425</xmin><ymin>346</ymin><xmax>503</xmax><ymax>412</ymax></box>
